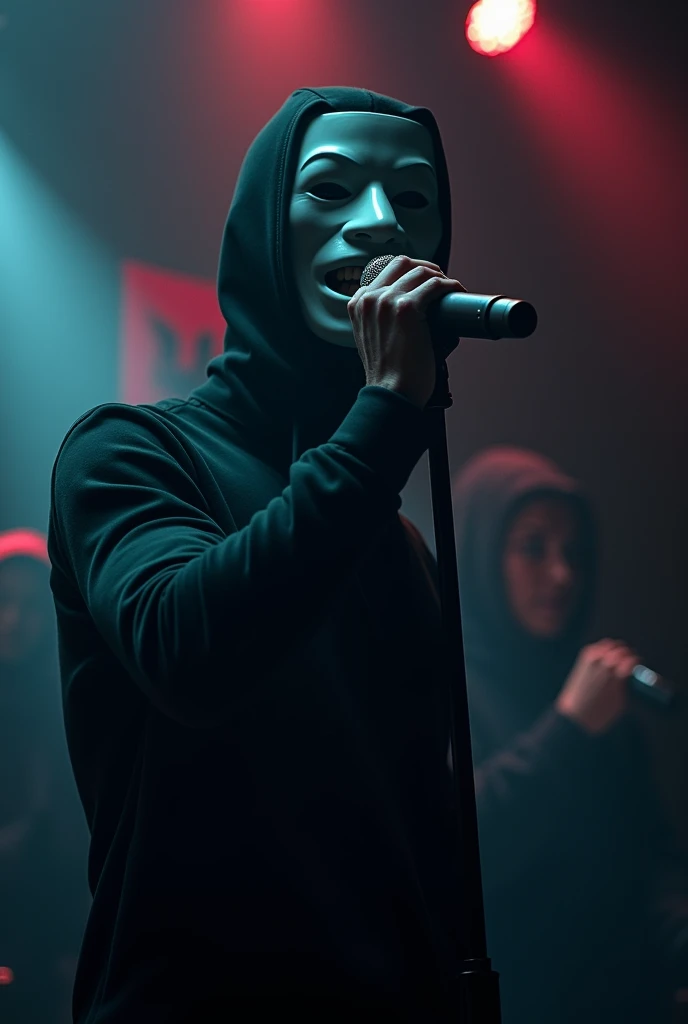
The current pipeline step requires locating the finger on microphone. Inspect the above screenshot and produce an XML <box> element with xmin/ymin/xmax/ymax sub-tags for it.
<box><xmin>619</xmin><ymin>655</ymin><xmax>640</xmax><ymax>681</ymax></box>
<box><xmin>360</xmin><ymin>255</ymin><xmax>442</xmax><ymax>289</ymax></box>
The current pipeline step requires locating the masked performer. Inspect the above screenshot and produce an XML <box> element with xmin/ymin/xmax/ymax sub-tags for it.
<box><xmin>49</xmin><ymin>88</ymin><xmax>468</xmax><ymax>1023</ymax></box>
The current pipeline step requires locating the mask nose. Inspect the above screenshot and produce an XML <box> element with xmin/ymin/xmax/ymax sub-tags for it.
<box><xmin>342</xmin><ymin>183</ymin><xmax>404</xmax><ymax>249</ymax></box>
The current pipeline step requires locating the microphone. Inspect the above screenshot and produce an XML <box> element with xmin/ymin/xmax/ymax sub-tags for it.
<box><xmin>629</xmin><ymin>664</ymin><xmax>677</xmax><ymax>708</ymax></box>
<box><xmin>360</xmin><ymin>255</ymin><xmax>538</xmax><ymax>343</ymax></box>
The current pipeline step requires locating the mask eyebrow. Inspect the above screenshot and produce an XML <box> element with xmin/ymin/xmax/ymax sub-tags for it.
<box><xmin>298</xmin><ymin>151</ymin><xmax>437</xmax><ymax>178</ymax></box>
<box><xmin>392</xmin><ymin>158</ymin><xmax>436</xmax><ymax>177</ymax></box>
<box><xmin>299</xmin><ymin>150</ymin><xmax>361</xmax><ymax>172</ymax></box>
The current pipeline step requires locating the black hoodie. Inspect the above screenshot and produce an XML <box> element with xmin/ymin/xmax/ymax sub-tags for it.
<box><xmin>48</xmin><ymin>88</ymin><xmax>462</xmax><ymax>1023</ymax></box>
<box><xmin>453</xmin><ymin>447</ymin><xmax>684</xmax><ymax>1023</ymax></box>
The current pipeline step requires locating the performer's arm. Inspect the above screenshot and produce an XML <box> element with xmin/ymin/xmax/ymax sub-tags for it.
<box><xmin>467</xmin><ymin>640</ymin><xmax>637</xmax><ymax>884</ymax></box>
<box><xmin>471</xmin><ymin>707</ymin><xmax>599</xmax><ymax>885</ymax></box>
<box><xmin>50</xmin><ymin>388</ymin><xmax>426</xmax><ymax>727</ymax></box>
<box><xmin>410</xmin><ymin>526</ymin><xmax>602</xmax><ymax>883</ymax></box>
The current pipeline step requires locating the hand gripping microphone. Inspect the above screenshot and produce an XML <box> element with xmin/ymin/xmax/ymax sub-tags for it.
<box><xmin>360</xmin><ymin>255</ymin><xmax>538</xmax><ymax>345</ymax></box>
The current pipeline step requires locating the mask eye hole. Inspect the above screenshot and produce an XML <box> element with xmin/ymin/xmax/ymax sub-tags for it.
<box><xmin>308</xmin><ymin>182</ymin><xmax>352</xmax><ymax>201</ymax></box>
<box><xmin>394</xmin><ymin>191</ymin><xmax>430</xmax><ymax>209</ymax></box>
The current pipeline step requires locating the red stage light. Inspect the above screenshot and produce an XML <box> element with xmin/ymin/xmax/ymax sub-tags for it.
<box><xmin>0</xmin><ymin>966</ymin><xmax>15</xmax><ymax>985</ymax></box>
<box><xmin>466</xmin><ymin>0</ymin><xmax>536</xmax><ymax>56</ymax></box>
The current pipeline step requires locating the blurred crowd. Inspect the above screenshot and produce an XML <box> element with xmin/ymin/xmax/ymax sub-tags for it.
<box><xmin>0</xmin><ymin>529</ymin><xmax>90</xmax><ymax>1023</ymax></box>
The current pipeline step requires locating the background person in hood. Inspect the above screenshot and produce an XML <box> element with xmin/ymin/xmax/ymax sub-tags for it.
<box><xmin>48</xmin><ymin>89</ymin><xmax>469</xmax><ymax>1022</ymax></box>
<box><xmin>452</xmin><ymin>447</ymin><xmax>688</xmax><ymax>1024</ymax></box>
<box><xmin>0</xmin><ymin>529</ymin><xmax>90</xmax><ymax>1024</ymax></box>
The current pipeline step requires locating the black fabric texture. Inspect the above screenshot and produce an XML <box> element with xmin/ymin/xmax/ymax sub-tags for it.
<box><xmin>453</xmin><ymin>446</ymin><xmax>682</xmax><ymax>1023</ymax></box>
<box><xmin>48</xmin><ymin>88</ymin><xmax>463</xmax><ymax>1023</ymax></box>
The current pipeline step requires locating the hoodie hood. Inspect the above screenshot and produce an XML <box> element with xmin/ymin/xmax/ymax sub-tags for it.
<box><xmin>193</xmin><ymin>86</ymin><xmax>452</xmax><ymax>471</ymax></box>
<box><xmin>453</xmin><ymin>447</ymin><xmax>597</xmax><ymax>706</ymax></box>
<box><xmin>0</xmin><ymin>528</ymin><xmax>50</xmax><ymax>566</ymax></box>
<box><xmin>0</xmin><ymin>532</ymin><xmax>65</xmax><ymax>828</ymax></box>
<box><xmin>0</xmin><ymin>529</ymin><xmax>54</xmax><ymax>682</ymax></box>
<box><xmin>0</xmin><ymin>528</ymin><xmax>57</xmax><ymax>743</ymax></box>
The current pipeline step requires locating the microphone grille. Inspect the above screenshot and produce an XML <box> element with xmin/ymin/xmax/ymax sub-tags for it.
<box><xmin>360</xmin><ymin>254</ymin><xmax>398</xmax><ymax>288</ymax></box>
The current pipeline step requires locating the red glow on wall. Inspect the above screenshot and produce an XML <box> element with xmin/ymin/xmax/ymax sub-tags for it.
<box><xmin>498</xmin><ymin>23</ymin><xmax>688</xmax><ymax>309</ymax></box>
<box><xmin>226</xmin><ymin>0</ymin><xmax>360</xmax><ymax>90</ymax></box>
<box><xmin>120</xmin><ymin>262</ymin><xmax>225</xmax><ymax>406</ymax></box>
<box><xmin>466</xmin><ymin>0</ymin><xmax>536</xmax><ymax>56</ymax></box>
<box><xmin>0</xmin><ymin>966</ymin><xmax>14</xmax><ymax>985</ymax></box>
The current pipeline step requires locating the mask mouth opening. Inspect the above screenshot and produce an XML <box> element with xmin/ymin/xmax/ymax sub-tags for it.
<box><xmin>324</xmin><ymin>266</ymin><xmax>365</xmax><ymax>298</ymax></box>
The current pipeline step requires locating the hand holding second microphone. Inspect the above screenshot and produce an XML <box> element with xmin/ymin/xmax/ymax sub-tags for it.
<box><xmin>556</xmin><ymin>639</ymin><xmax>639</xmax><ymax>735</ymax></box>
<box><xmin>347</xmin><ymin>255</ymin><xmax>466</xmax><ymax>409</ymax></box>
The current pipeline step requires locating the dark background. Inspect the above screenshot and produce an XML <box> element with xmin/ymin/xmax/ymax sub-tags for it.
<box><xmin>1</xmin><ymin>0</ymin><xmax>686</xmax><ymax>836</ymax></box>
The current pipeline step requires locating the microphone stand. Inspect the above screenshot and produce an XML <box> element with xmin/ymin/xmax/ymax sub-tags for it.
<box><xmin>427</xmin><ymin>355</ymin><xmax>501</xmax><ymax>1024</ymax></box>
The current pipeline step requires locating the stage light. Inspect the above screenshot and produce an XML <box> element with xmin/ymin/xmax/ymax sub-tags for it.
<box><xmin>466</xmin><ymin>0</ymin><xmax>536</xmax><ymax>56</ymax></box>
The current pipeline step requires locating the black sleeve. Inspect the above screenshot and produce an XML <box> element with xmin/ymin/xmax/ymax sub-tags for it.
<box><xmin>50</xmin><ymin>386</ymin><xmax>428</xmax><ymax>728</ymax></box>
<box><xmin>402</xmin><ymin>526</ymin><xmax>600</xmax><ymax>885</ymax></box>
<box><xmin>406</xmin><ymin>530</ymin><xmax>604</xmax><ymax>887</ymax></box>
<box><xmin>471</xmin><ymin>706</ymin><xmax>598</xmax><ymax>886</ymax></box>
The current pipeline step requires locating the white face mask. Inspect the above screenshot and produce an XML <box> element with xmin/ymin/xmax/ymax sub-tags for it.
<box><xmin>289</xmin><ymin>111</ymin><xmax>443</xmax><ymax>349</ymax></box>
